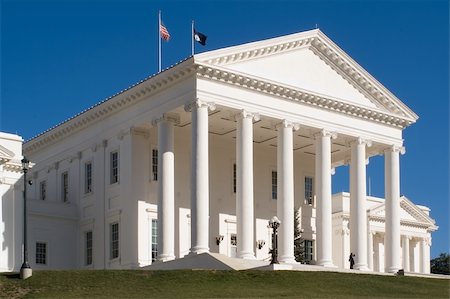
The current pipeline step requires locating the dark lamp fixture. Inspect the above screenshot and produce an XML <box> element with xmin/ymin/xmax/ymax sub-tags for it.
<box><xmin>21</xmin><ymin>157</ymin><xmax>30</xmax><ymax>171</ymax></box>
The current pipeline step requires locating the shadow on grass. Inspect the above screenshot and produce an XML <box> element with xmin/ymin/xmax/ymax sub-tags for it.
<box><xmin>2</xmin><ymin>272</ymin><xmax>20</xmax><ymax>279</ymax></box>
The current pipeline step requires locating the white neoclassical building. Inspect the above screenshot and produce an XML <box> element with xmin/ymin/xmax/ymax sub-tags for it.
<box><xmin>0</xmin><ymin>132</ymin><xmax>25</xmax><ymax>272</ymax></box>
<box><xmin>1</xmin><ymin>29</ymin><xmax>438</xmax><ymax>274</ymax></box>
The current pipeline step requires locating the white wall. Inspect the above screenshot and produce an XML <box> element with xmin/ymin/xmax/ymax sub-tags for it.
<box><xmin>0</xmin><ymin>132</ymin><xmax>24</xmax><ymax>272</ymax></box>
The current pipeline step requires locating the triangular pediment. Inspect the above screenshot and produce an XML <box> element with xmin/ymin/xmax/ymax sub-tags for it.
<box><xmin>195</xmin><ymin>29</ymin><xmax>418</xmax><ymax>124</ymax></box>
<box><xmin>0</xmin><ymin>145</ymin><xmax>15</xmax><ymax>163</ymax></box>
<box><xmin>217</xmin><ymin>47</ymin><xmax>378</xmax><ymax>109</ymax></box>
<box><xmin>368</xmin><ymin>196</ymin><xmax>437</xmax><ymax>229</ymax></box>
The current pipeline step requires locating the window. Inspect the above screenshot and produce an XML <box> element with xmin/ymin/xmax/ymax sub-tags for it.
<box><xmin>85</xmin><ymin>231</ymin><xmax>93</xmax><ymax>265</ymax></box>
<box><xmin>232</xmin><ymin>163</ymin><xmax>236</xmax><ymax>193</ymax></box>
<box><xmin>305</xmin><ymin>176</ymin><xmax>313</xmax><ymax>205</ymax></box>
<box><xmin>151</xmin><ymin>219</ymin><xmax>158</xmax><ymax>262</ymax></box>
<box><xmin>304</xmin><ymin>240</ymin><xmax>314</xmax><ymax>263</ymax></box>
<box><xmin>110</xmin><ymin>151</ymin><xmax>119</xmax><ymax>184</ymax></box>
<box><xmin>62</xmin><ymin>172</ymin><xmax>69</xmax><ymax>202</ymax></box>
<box><xmin>36</xmin><ymin>242</ymin><xmax>47</xmax><ymax>265</ymax></box>
<box><xmin>40</xmin><ymin>181</ymin><xmax>47</xmax><ymax>201</ymax></box>
<box><xmin>230</xmin><ymin>234</ymin><xmax>237</xmax><ymax>258</ymax></box>
<box><xmin>271</xmin><ymin>171</ymin><xmax>277</xmax><ymax>200</ymax></box>
<box><xmin>230</xmin><ymin>234</ymin><xmax>237</xmax><ymax>246</ymax></box>
<box><xmin>110</xmin><ymin>222</ymin><xmax>119</xmax><ymax>260</ymax></box>
<box><xmin>85</xmin><ymin>162</ymin><xmax>92</xmax><ymax>194</ymax></box>
<box><xmin>151</xmin><ymin>148</ymin><xmax>158</xmax><ymax>181</ymax></box>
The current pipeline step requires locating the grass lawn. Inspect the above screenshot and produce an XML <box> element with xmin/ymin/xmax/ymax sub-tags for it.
<box><xmin>0</xmin><ymin>270</ymin><xmax>449</xmax><ymax>299</ymax></box>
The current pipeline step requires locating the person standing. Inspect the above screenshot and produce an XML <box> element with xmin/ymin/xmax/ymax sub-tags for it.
<box><xmin>349</xmin><ymin>253</ymin><xmax>355</xmax><ymax>269</ymax></box>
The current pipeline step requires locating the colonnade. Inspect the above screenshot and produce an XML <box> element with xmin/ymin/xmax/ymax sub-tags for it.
<box><xmin>154</xmin><ymin>100</ymin><xmax>404</xmax><ymax>273</ymax></box>
<box><xmin>370</xmin><ymin>233</ymin><xmax>431</xmax><ymax>273</ymax></box>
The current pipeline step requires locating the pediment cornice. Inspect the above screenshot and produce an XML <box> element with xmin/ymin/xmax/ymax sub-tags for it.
<box><xmin>0</xmin><ymin>145</ymin><xmax>15</xmax><ymax>163</ymax></box>
<box><xmin>366</xmin><ymin>196</ymin><xmax>437</xmax><ymax>231</ymax></box>
<box><xmin>196</xmin><ymin>62</ymin><xmax>413</xmax><ymax>128</ymax></box>
<box><xmin>24</xmin><ymin>58</ymin><xmax>196</xmax><ymax>155</ymax></box>
<box><xmin>196</xmin><ymin>29</ymin><xmax>418</xmax><ymax>123</ymax></box>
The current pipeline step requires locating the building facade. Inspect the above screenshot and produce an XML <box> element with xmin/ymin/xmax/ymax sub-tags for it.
<box><xmin>0</xmin><ymin>132</ymin><xmax>25</xmax><ymax>272</ymax></box>
<box><xmin>2</xmin><ymin>30</ymin><xmax>437</xmax><ymax>273</ymax></box>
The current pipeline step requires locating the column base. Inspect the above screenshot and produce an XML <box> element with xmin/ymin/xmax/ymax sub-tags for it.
<box><xmin>385</xmin><ymin>266</ymin><xmax>400</xmax><ymax>273</ymax></box>
<box><xmin>354</xmin><ymin>264</ymin><xmax>370</xmax><ymax>271</ymax></box>
<box><xmin>237</xmin><ymin>252</ymin><xmax>255</xmax><ymax>259</ymax></box>
<box><xmin>279</xmin><ymin>256</ymin><xmax>298</xmax><ymax>264</ymax></box>
<box><xmin>316</xmin><ymin>260</ymin><xmax>337</xmax><ymax>268</ymax></box>
<box><xmin>189</xmin><ymin>247</ymin><xmax>209</xmax><ymax>255</ymax></box>
<box><xmin>157</xmin><ymin>254</ymin><xmax>176</xmax><ymax>262</ymax></box>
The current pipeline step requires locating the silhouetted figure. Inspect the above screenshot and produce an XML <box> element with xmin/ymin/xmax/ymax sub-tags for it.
<box><xmin>349</xmin><ymin>253</ymin><xmax>355</xmax><ymax>269</ymax></box>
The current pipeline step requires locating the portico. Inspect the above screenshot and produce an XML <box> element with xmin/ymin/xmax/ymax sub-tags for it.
<box><xmin>151</xmin><ymin>95</ymin><xmax>411</xmax><ymax>272</ymax></box>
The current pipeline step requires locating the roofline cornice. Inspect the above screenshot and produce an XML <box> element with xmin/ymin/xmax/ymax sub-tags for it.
<box><xmin>196</xmin><ymin>62</ymin><xmax>413</xmax><ymax>129</ymax></box>
<box><xmin>24</xmin><ymin>58</ymin><xmax>196</xmax><ymax>155</ymax></box>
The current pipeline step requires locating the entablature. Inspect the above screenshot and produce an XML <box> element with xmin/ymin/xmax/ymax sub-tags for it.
<box><xmin>195</xmin><ymin>63</ymin><xmax>413</xmax><ymax>130</ymax></box>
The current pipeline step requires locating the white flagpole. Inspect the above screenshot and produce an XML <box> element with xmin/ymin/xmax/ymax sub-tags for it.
<box><xmin>158</xmin><ymin>10</ymin><xmax>162</xmax><ymax>72</ymax></box>
<box><xmin>191</xmin><ymin>20</ymin><xmax>195</xmax><ymax>56</ymax></box>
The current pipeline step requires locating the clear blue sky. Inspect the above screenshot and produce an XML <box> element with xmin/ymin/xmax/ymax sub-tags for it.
<box><xmin>1</xmin><ymin>0</ymin><xmax>448</xmax><ymax>258</ymax></box>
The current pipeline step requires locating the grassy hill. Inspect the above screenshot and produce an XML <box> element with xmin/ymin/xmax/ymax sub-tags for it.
<box><xmin>0</xmin><ymin>270</ymin><xmax>449</xmax><ymax>299</ymax></box>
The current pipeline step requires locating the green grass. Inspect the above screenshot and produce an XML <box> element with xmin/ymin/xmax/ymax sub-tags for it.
<box><xmin>0</xmin><ymin>270</ymin><xmax>449</xmax><ymax>299</ymax></box>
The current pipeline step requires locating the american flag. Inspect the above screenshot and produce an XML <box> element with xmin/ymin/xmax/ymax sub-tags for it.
<box><xmin>160</xmin><ymin>22</ymin><xmax>170</xmax><ymax>41</ymax></box>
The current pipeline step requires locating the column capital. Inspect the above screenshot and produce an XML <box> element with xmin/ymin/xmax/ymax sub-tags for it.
<box><xmin>349</xmin><ymin>137</ymin><xmax>372</xmax><ymax>147</ymax></box>
<box><xmin>184</xmin><ymin>99</ymin><xmax>216</xmax><ymax>112</ymax></box>
<box><xmin>341</xmin><ymin>227</ymin><xmax>350</xmax><ymax>236</ymax></box>
<box><xmin>401</xmin><ymin>235</ymin><xmax>411</xmax><ymax>241</ymax></box>
<box><xmin>152</xmin><ymin>112</ymin><xmax>180</xmax><ymax>127</ymax></box>
<box><xmin>234</xmin><ymin>109</ymin><xmax>260</xmax><ymax>122</ymax></box>
<box><xmin>423</xmin><ymin>236</ymin><xmax>432</xmax><ymax>246</ymax></box>
<box><xmin>314</xmin><ymin>129</ymin><xmax>337</xmax><ymax>140</ymax></box>
<box><xmin>384</xmin><ymin>145</ymin><xmax>406</xmax><ymax>155</ymax></box>
<box><xmin>275</xmin><ymin>119</ymin><xmax>300</xmax><ymax>131</ymax></box>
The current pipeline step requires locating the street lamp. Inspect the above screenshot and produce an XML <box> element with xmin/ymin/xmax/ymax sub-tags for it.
<box><xmin>20</xmin><ymin>157</ymin><xmax>32</xmax><ymax>279</ymax></box>
<box><xmin>268</xmin><ymin>216</ymin><xmax>281</xmax><ymax>264</ymax></box>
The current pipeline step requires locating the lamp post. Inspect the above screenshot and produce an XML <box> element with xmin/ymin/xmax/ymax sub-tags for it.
<box><xmin>20</xmin><ymin>157</ymin><xmax>32</xmax><ymax>279</ymax></box>
<box><xmin>269</xmin><ymin>216</ymin><xmax>281</xmax><ymax>264</ymax></box>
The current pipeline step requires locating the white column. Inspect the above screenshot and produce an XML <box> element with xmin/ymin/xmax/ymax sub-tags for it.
<box><xmin>384</xmin><ymin>145</ymin><xmax>404</xmax><ymax>273</ymax></box>
<box><xmin>314</xmin><ymin>129</ymin><xmax>336</xmax><ymax>267</ymax></box>
<box><xmin>276</xmin><ymin>120</ymin><xmax>299</xmax><ymax>264</ymax></box>
<box><xmin>410</xmin><ymin>238</ymin><xmax>418</xmax><ymax>272</ymax></box>
<box><xmin>402</xmin><ymin>235</ymin><xmax>410</xmax><ymax>272</ymax></box>
<box><xmin>185</xmin><ymin>100</ymin><xmax>215</xmax><ymax>254</ymax></box>
<box><xmin>350</xmin><ymin>138</ymin><xmax>370</xmax><ymax>270</ymax></box>
<box><xmin>368</xmin><ymin>230</ymin><xmax>374</xmax><ymax>271</ymax></box>
<box><xmin>420</xmin><ymin>237</ymin><xmax>431</xmax><ymax>274</ymax></box>
<box><xmin>154</xmin><ymin>114</ymin><xmax>178</xmax><ymax>262</ymax></box>
<box><xmin>235</xmin><ymin>110</ymin><xmax>259</xmax><ymax>259</ymax></box>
